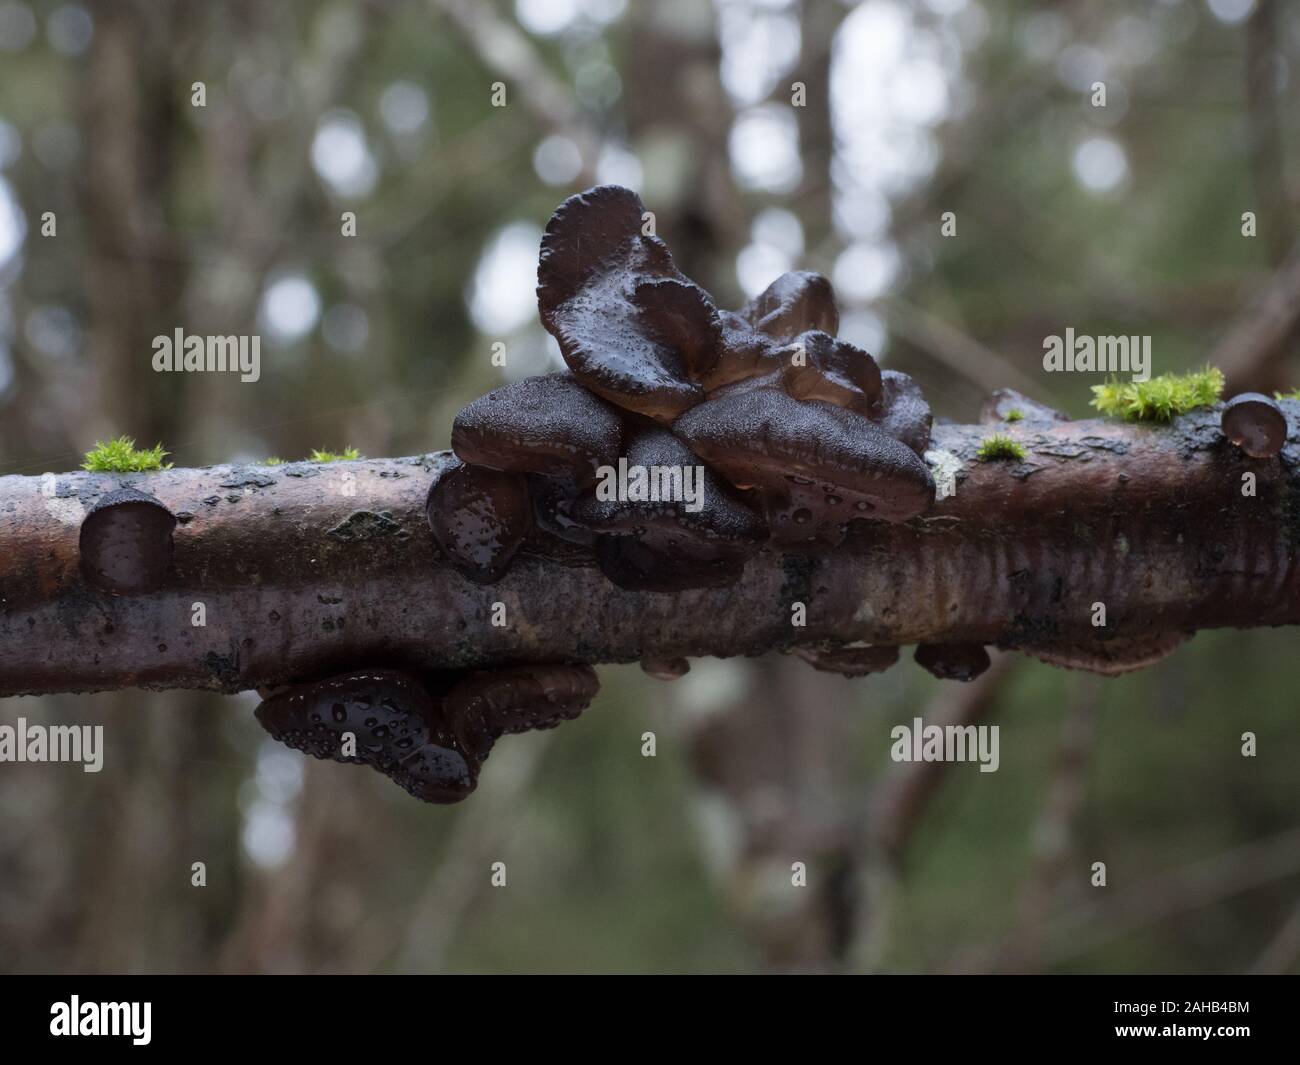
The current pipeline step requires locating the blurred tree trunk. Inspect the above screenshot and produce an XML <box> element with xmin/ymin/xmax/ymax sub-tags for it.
<box><xmin>70</xmin><ymin>1</ymin><xmax>224</xmax><ymax>973</ymax></box>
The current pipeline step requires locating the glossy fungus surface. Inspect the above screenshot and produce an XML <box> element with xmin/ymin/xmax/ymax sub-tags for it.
<box><xmin>791</xmin><ymin>644</ymin><xmax>900</xmax><ymax>678</ymax></box>
<box><xmin>452</xmin><ymin>373</ymin><xmax>622</xmax><ymax>485</ymax></box>
<box><xmin>537</xmin><ymin>185</ymin><xmax>706</xmax><ymax>423</ymax></box>
<box><xmin>431</xmin><ymin>185</ymin><xmax>940</xmax><ymax>591</ymax></box>
<box><xmin>782</xmin><ymin>330</ymin><xmax>881</xmax><ymax>415</ymax></box>
<box><xmin>78</xmin><ymin>487</ymin><xmax>177</xmax><ymax>596</ymax></box>
<box><xmin>443</xmin><ymin>664</ymin><xmax>600</xmax><ymax>751</ymax></box>
<box><xmin>426</xmin><ymin>460</ymin><xmax>533</xmax><ymax>583</ymax></box>
<box><xmin>1221</xmin><ymin>392</ymin><xmax>1286</xmax><ymax>459</ymax></box>
<box><xmin>255</xmin><ymin>670</ymin><xmax>482</xmax><ymax>803</ymax></box>
<box><xmin>914</xmin><ymin>643</ymin><xmax>991</xmax><ymax>682</ymax></box>
<box><xmin>871</xmin><ymin>370</ymin><xmax>933</xmax><ymax>457</ymax></box>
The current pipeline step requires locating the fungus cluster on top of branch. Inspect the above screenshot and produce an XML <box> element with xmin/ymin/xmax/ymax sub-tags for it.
<box><xmin>58</xmin><ymin>187</ymin><xmax>1297</xmax><ymax>806</ymax></box>
<box><xmin>429</xmin><ymin>185</ymin><xmax>937</xmax><ymax>592</ymax></box>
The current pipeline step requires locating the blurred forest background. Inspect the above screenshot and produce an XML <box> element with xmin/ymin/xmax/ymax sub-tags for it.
<box><xmin>1</xmin><ymin>0</ymin><xmax>1299</xmax><ymax>973</ymax></box>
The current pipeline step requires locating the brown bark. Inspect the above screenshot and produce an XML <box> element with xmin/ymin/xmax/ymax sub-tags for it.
<box><xmin>2</xmin><ymin>408</ymin><xmax>1298</xmax><ymax>698</ymax></box>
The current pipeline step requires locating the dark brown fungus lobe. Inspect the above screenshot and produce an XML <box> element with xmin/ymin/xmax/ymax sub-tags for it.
<box><xmin>702</xmin><ymin>275</ymin><xmax>839</xmax><ymax>393</ymax></box>
<box><xmin>452</xmin><ymin>373</ymin><xmax>621</xmax><ymax>486</ymax></box>
<box><xmin>78</xmin><ymin>487</ymin><xmax>177</xmax><ymax>595</ymax></box>
<box><xmin>443</xmin><ymin>664</ymin><xmax>599</xmax><ymax>754</ymax></box>
<box><xmin>738</xmin><ymin>270</ymin><xmax>839</xmax><ymax>340</ymax></box>
<box><xmin>781</xmin><ymin>329</ymin><xmax>882</xmax><ymax>415</ymax></box>
<box><xmin>869</xmin><ymin>370</ymin><xmax>933</xmax><ymax>456</ymax></box>
<box><xmin>792</xmin><ymin>644</ymin><xmax>899</xmax><ymax>678</ymax></box>
<box><xmin>1016</xmin><ymin>631</ymin><xmax>1190</xmax><ymax>676</ymax></box>
<box><xmin>705</xmin><ymin>364</ymin><xmax>784</xmax><ymax>401</ymax></box>
<box><xmin>536</xmin><ymin>185</ymin><xmax>706</xmax><ymax>424</ymax></box>
<box><xmin>914</xmin><ymin>642</ymin><xmax>991</xmax><ymax>682</ymax></box>
<box><xmin>702</xmin><ymin>311</ymin><xmax>785</xmax><ymax>391</ymax></box>
<box><xmin>426</xmin><ymin>460</ymin><xmax>532</xmax><ymax>584</ymax></box>
<box><xmin>527</xmin><ymin>472</ymin><xmax>596</xmax><ymax>546</ymax></box>
<box><xmin>980</xmin><ymin>387</ymin><xmax>1068</xmax><ymax>426</ymax></box>
<box><xmin>254</xmin><ymin>670</ymin><xmax>481</xmax><ymax>804</ymax></box>
<box><xmin>673</xmin><ymin>387</ymin><xmax>935</xmax><ymax>537</ymax></box>
<box><xmin>632</xmin><ymin>277</ymin><xmax>721</xmax><ymax>382</ymax></box>
<box><xmin>641</xmin><ymin>656</ymin><xmax>690</xmax><ymax>681</ymax></box>
<box><xmin>569</xmin><ymin>426</ymin><xmax>766</xmax><ymax>590</ymax></box>
<box><xmin>595</xmin><ymin>536</ymin><xmax>752</xmax><ymax>591</ymax></box>
<box><xmin>1220</xmin><ymin>392</ymin><xmax>1287</xmax><ymax>459</ymax></box>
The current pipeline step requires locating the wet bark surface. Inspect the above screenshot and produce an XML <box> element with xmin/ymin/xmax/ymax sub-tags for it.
<box><xmin>2</xmin><ymin>406</ymin><xmax>1298</xmax><ymax>697</ymax></box>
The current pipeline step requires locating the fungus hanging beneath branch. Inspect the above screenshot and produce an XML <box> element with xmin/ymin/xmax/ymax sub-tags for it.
<box><xmin>252</xmin><ymin>664</ymin><xmax>599</xmax><ymax>804</ymax></box>
<box><xmin>914</xmin><ymin>642</ymin><xmax>992</xmax><ymax>683</ymax></box>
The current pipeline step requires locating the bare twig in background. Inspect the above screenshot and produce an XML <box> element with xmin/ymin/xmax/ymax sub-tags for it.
<box><xmin>676</xmin><ymin>656</ymin><xmax>861</xmax><ymax>971</ymax></box>
<box><xmin>850</xmin><ymin>653</ymin><xmax>1017</xmax><ymax>971</ymax></box>
<box><xmin>1250</xmin><ymin>897</ymin><xmax>1300</xmax><ymax>974</ymax></box>
<box><xmin>395</xmin><ymin>736</ymin><xmax>553</xmax><ymax>971</ymax></box>
<box><xmin>1244</xmin><ymin>0</ymin><xmax>1292</xmax><ymax>265</ymax></box>
<box><xmin>883</xmin><ymin>296</ymin><xmax>1043</xmax><ymax>396</ymax></box>
<box><xmin>1040</xmin><ymin>825</ymin><xmax>1300</xmax><ymax>967</ymax></box>
<box><xmin>431</xmin><ymin>0</ymin><xmax>597</xmax><ymax>184</ymax></box>
<box><xmin>993</xmin><ymin>676</ymin><xmax>1100</xmax><ymax>972</ymax></box>
<box><xmin>1212</xmin><ymin>238</ymin><xmax>1300</xmax><ymax>395</ymax></box>
<box><xmin>867</xmin><ymin>653</ymin><xmax>1018</xmax><ymax>860</ymax></box>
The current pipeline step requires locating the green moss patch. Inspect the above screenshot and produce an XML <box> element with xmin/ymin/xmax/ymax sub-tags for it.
<box><xmin>308</xmin><ymin>447</ymin><xmax>362</xmax><ymax>463</ymax></box>
<box><xmin>81</xmin><ymin>436</ymin><xmax>172</xmax><ymax>473</ymax></box>
<box><xmin>976</xmin><ymin>434</ymin><xmax>1027</xmax><ymax>462</ymax></box>
<box><xmin>1090</xmin><ymin>367</ymin><xmax>1224</xmax><ymax>422</ymax></box>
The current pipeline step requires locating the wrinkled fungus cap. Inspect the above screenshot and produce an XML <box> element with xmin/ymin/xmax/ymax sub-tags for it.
<box><xmin>739</xmin><ymin>270</ymin><xmax>839</xmax><ymax>340</ymax></box>
<box><xmin>782</xmin><ymin>329</ymin><xmax>882</xmax><ymax>416</ymax></box>
<box><xmin>569</xmin><ymin>425</ymin><xmax>766</xmax><ymax>588</ymax></box>
<box><xmin>527</xmin><ymin>472</ymin><xmax>597</xmax><ymax>546</ymax></box>
<box><xmin>537</xmin><ymin>185</ymin><xmax>708</xmax><ymax>423</ymax></box>
<box><xmin>632</xmin><ymin>277</ymin><xmax>722</xmax><ymax>381</ymax></box>
<box><xmin>452</xmin><ymin>373</ymin><xmax>622</xmax><ymax>486</ymax></box>
<box><xmin>78</xmin><ymin>486</ymin><xmax>177</xmax><ymax>596</ymax></box>
<box><xmin>568</xmin><ymin>426</ymin><xmax>766</xmax><ymax>551</ymax></box>
<box><xmin>674</xmin><ymin>386</ymin><xmax>935</xmax><ymax>523</ymax></box>
<box><xmin>703</xmin><ymin>311</ymin><xmax>785</xmax><ymax>391</ymax></box>
<box><xmin>870</xmin><ymin>370</ymin><xmax>933</xmax><ymax>456</ymax></box>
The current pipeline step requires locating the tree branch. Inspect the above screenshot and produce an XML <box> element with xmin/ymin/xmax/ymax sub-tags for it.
<box><xmin>3</xmin><ymin>406</ymin><xmax>1298</xmax><ymax>698</ymax></box>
